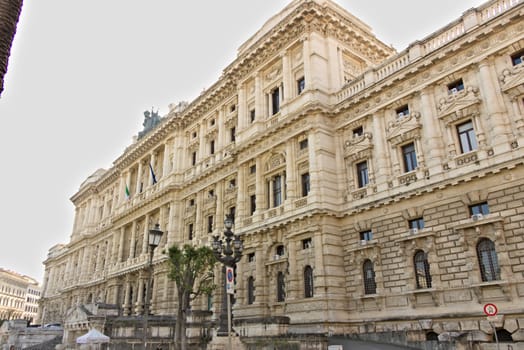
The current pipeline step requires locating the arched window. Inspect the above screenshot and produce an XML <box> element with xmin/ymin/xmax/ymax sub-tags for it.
<box><xmin>477</xmin><ymin>238</ymin><xmax>500</xmax><ymax>282</ymax></box>
<box><xmin>247</xmin><ymin>276</ymin><xmax>255</xmax><ymax>305</ymax></box>
<box><xmin>414</xmin><ymin>250</ymin><xmax>432</xmax><ymax>289</ymax></box>
<box><xmin>363</xmin><ymin>259</ymin><xmax>376</xmax><ymax>295</ymax></box>
<box><xmin>304</xmin><ymin>265</ymin><xmax>314</xmax><ymax>298</ymax></box>
<box><xmin>277</xmin><ymin>271</ymin><xmax>285</xmax><ymax>302</ymax></box>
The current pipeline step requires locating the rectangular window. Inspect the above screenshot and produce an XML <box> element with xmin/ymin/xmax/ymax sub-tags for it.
<box><xmin>302</xmin><ymin>238</ymin><xmax>312</xmax><ymax>249</ymax></box>
<box><xmin>409</xmin><ymin>218</ymin><xmax>425</xmax><ymax>230</ymax></box>
<box><xmin>353</xmin><ymin>126</ymin><xmax>363</xmax><ymax>137</ymax></box>
<box><xmin>297</xmin><ymin>76</ymin><xmax>305</xmax><ymax>94</ymax></box>
<box><xmin>207</xmin><ymin>215</ymin><xmax>213</xmax><ymax>233</ymax></box>
<box><xmin>301</xmin><ymin>173</ymin><xmax>310</xmax><ymax>197</ymax></box>
<box><xmin>250</xmin><ymin>109</ymin><xmax>256</xmax><ymax>123</ymax></box>
<box><xmin>271</xmin><ymin>87</ymin><xmax>280</xmax><ymax>115</ymax></box>
<box><xmin>402</xmin><ymin>142</ymin><xmax>418</xmax><ymax>172</ymax></box>
<box><xmin>188</xmin><ymin>223</ymin><xmax>194</xmax><ymax>240</ymax></box>
<box><xmin>299</xmin><ymin>139</ymin><xmax>308</xmax><ymax>150</ymax></box>
<box><xmin>457</xmin><ymin>120</ymin><xmax>478</xmax><ymax>153</ymax></box>
<box><xmin>250</xmin><ymin>195</ymin><xmax>256</xmax><ymax>215</ymax></box>
<box><xmin>469</xmin><ymin>202</ymin><xmax>489</xmax><ymax>216</ymax></box>
<box><xmin>511</xmin><ymin>50</ymin><xmax>524</xmax><ymax>66</ymax></box>
<box><xmin>356</xmin><ymin>161</ymin><xmax>369</xmax><ymax>188</ymax></box>
<box><xmin>250</xmin><ymin>165</ymin><xmax>256</xmax><ymax>174</ymax></box>
<box><xmin>228</xmin><ymin>179</ymin><xmax>236</xmax><ymax>188</ymax></box>
<box><xmin>229</xmin><ymin>207</ymin><xmax>236</xmax><ymax>223</ymax></box>
<box><xmin>448</xmin><ymin>79</ymin><xmax>464</xmax><ymax>94</ymax></box>
<box><xmin>247</xmin><ymin>252</ymin><xmax>255</xmax><ymax>263</ymax></box>
<box><xmin>396</xmin><ymin>104</ymin><xmax>410</xmax><ymax>118</ymax></box>
<box><xmin>360</xmin><ymin>230</ymin><xmax>373</xmax><ymax>241</ymax></box>
<box><xmin>230</xmin><ymin>127</ymin><xmax>236</xmax><ymax>142</ymax></box>
<box><xmin>273</xmin><ymin>175</ymin><xmax>282</xmax><ymax>207</ymax></box>
<box><xmin>191</xmin><ymin>151</ymin><xmax>197</xmax><ymax>166</ymax></box>
<box><xmin>210</xmin><ymin>140</ymin><xmax>215</xmax><ymax>155</ymax></box>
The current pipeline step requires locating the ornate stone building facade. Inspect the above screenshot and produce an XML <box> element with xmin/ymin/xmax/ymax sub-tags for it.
<box><xmin>40</xmin><ymin>0</ymin><xmax>524</xmax><ymax>348</ymax></box>
<box><xmin>0</xmin><ymin>268</ymin><xmax>40</xmax><ymax>323</ymax></box>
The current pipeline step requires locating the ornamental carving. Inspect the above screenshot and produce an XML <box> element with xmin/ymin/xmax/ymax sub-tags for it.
<box><xmin>265</xmin><ymin>152</ymin><xmax>286</xmax><ymax>172</ymax></box>
<box><xmin>499</xmin><ymin>65</ymin><xmax>524</xmax><ymax>98</ymax></box>
<box><xmin>437</xmin><ymin>86</ymin><xmax>481</xmax><ymax>121</ymax></box>
<box><xmin>386</xmin><ymin>112</ymin><xmax>422</xmax><ymax>146</ymax></box>
<box><xmin>344</xmin><ymin>132</ymin><xmax>373</xmax><ymax>158</ymax></box>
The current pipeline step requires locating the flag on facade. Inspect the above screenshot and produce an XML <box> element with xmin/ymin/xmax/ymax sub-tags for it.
<box><xmin>149</xmin><ymin>163</ymin><xmax>157</xmax><ymax>185</ymax></box>
<box><xmin>125</xmin><ymin>184</ymin><xmax>130</xmax><ymax>199</ymax></box>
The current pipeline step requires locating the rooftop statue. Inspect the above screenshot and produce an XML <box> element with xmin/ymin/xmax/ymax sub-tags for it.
<box><xmin>138</xmin><ymin>108</ymin><xmax>162</xmax><ymax>139</ymax></box>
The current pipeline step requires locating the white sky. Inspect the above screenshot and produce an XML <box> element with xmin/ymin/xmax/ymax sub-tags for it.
<box><xmin>0</xmin><ymin>0</ymin><xmax>484</xmax><ymax>283</ymax></box>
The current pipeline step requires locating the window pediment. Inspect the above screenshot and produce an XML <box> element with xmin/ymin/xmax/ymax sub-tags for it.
<box><xmin>437</xmin><ymin>86</ymin><xmax>481</xmax><ymax>122</ymax></box>
<box><xmin>265</xmin><ymin>153</ymin><xmax>286</xmax><ymax>172</ymax></box>
<box><xmin>344</xmin><ymin>132</ymin><xmax>373</xmax><ymax>158</ymax></box>
<box><xmin>386</xmin><ymin>112</ymin><xmax>422</xmax><ymax>146</ymax></box>
<box><xmin>499</xmin><ymin>66</ymin><xmax>524</xmax><ymax>98</ymax></box>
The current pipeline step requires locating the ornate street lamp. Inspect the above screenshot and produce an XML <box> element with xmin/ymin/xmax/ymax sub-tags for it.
<box><xmin>212</xmin><ymin>214</ymin><xmax>243</xmax><ymax>344</ymax></box>
<box><xmin>144</xmin><ymin>224</ymin><xmax>163</xmax><ymax>350</ymax></box>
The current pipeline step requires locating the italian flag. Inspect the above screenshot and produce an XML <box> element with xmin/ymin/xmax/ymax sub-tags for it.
<box><xmin>125</xmin><ymin>184</ymin><xmax>130</xmax><ymax>200</ymax></box>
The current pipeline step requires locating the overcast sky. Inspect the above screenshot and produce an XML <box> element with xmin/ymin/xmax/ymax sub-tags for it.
<box><xmin>0</xmin><ymin>0</ymin><xmax>484</xmax><ymax>283</ymax></box>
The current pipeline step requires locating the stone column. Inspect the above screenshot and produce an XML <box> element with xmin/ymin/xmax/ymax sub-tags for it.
<box><xmin>236</xmin><ymin>164</ymin><xmax>246</xmax><ymax>223</ymax></box>
<box><xmin>285</xmin><ymin>139</ymin><xmax>297</xmax><ymax>202</ymax></box>
<box><xmin>302</xmin><ymin>37</ymin><xmax>311</xmax><ymax>92</ymax></box>
<box><xmin>254</xmin><ymin>72</ymin><xmax>264</xmax><ymax>119</ymax></box>
<box><xmin>419</xmin><ymin>87</ymin><xmax>444</xmax><ymax>171</ymax></box>
<box><xmin>142</xmin><ymin>215</ymin><xmax>150</xmax><ymax>255</ymax></box>
<box><xmin>135</xmin><ymin>162</ymin><xmax>143</xmax><ymax>194</ymax></box>
<box><xmin>216</xmin><ymin>181</ymin><xmax>224</xmax><ymax>227</ymax></box>
<box><xmin>253</xmin><ymin>244</ymin><xmax>264</xmax><ymax>306</ymax></box>
<box><xmin>162</xmin><ymin>139</ymin><xmax>172</xmax><ymax>177</ymax></box>
<box><xmin>117</xmin><ymin>226</ymin><xmax>125</xmax><ymax>262</ymax></box>
<box><xmin>130</xmin><ymin>221</ymin><xmax>137</xmax><ymax>259</ymax></box>
<box><xmin>157</xmin><ymin>205</ymin><xmax>167</xmax><ymax>256</ymax></box>
<box><xmin>135</xmin><ymin>273</ymin><xmax>145</xmax><ymax>315</ymax></box>
<box><xmin>195</xmin><ymin>192</ymin><xmax>203</xmax><ymax>239</ymax></box>
<box><xmin>217</xmin><ymin>107</ymin><xmax>226</xmax><ymax>150</ymax></box>
<box><xmin>255</xmin><ymin>158</ymin><xmax>265</xmax><ymax>211</ymax></box>
<box><xmin>477</xmin><ymin>59</ymin><xmax>510</xmax><ymax>149</ymax></box>
<box><xmin>286</xmin><ymin>240</ymin><xmax>298</xmax><ymax>300</ymax></box>
<box><xmin>237</xmin><ymin>83</ymin><xmax>247</xmax><ymax>131</ymax></box>
<box><xmin>199</xmin><ymin>122</ymin><xmax>205</xmax><ymax>160</ymax></box>
<box><xmin>166</xmin><ymin>201</ymin><xmax>176</xmax><ymax>249</ymax></box>
<box><xmin>372</xmin><ymin>111</ymin><xmax>389</xmax><ymax>184</ymax></box>
<box><xmin>307</xmin><ymin>132</ymin><xmax>319</xmax><ymax>196</ymax></box>
<box><xmin>282</xmin><ymin>51</ymin><xmax>292</xmax><ymax>102</ymax></box>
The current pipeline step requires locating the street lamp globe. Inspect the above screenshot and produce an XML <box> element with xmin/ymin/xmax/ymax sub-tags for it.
<box><xmin>148</xmin><ymin>224</ymin><xmax>163</xmax><ymax>248</ymax></box>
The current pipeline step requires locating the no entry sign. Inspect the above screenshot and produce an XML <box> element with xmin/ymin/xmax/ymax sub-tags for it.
<box><xmin>483</xmin><ymin>303</ymin><xmax>498</xmax><ymax>316</ymax></box>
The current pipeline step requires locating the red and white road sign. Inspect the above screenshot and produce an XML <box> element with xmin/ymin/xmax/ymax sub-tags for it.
<box><xmin>483</xmin><ymin>303</ymin><xmax>498</xmax><ymax>316</ymax></box>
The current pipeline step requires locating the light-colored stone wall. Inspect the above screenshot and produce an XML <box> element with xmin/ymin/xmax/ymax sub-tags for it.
<box><xmin>40</xmin><ymin>0</ymin><xmax>524</xmax><ymax>347</ymax></box>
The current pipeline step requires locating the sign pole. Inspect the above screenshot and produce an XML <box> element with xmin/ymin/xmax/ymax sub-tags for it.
<box><xmin>225</xmin><ymin>266</ymin><xmax>234</xmax><ymax>350</ymax></box>
<box><xmin>483</xmin><ymin>303</ymin><xmax>500</xmax><ymax>350</ymax></box>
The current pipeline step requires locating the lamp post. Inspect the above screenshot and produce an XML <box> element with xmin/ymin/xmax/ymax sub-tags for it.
<box><xmin>144</xmin><ymin>224</ymin><xmax>163</xmax><ymax>350</ymax></box>
<box><xmin>211</xmin><ymin>214</ymin><xmax>243</xmax><ymax>347</ymax></box>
